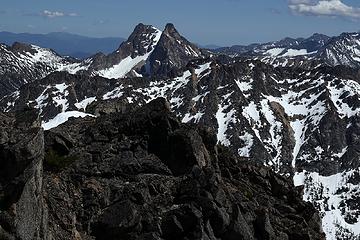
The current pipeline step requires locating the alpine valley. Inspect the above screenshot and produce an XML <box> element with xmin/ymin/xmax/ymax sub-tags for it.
<box><xmin>1</xmin><ymin>23</ymin><xmax>360</xmax><ymax>240</ymax></box>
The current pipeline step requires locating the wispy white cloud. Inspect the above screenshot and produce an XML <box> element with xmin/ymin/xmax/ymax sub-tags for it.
<box><xmin>92</xmin><ymin>19</ymin><xmax>110</xmax><ymax>26</ymax></box>
<box><xmin>41</xmin><ymin>10</ymin><xmax>78</xmax><ymax>18</ymax></box>
<box><xmin>68</xmin><ymin>13</ymin><xmax>79</xmax><ymax>17</ymax></box>
<box><xmin>268</xmin><ymin>8</ymin><xmax>282</xmax><ymax>15</ymax></box>
<box><xmin>42</xmin><ymin>10</ymin><xmax>64</xmax><ymax>18</ymax></box>
<box><xmin>289</xmin><ymin>0</ymin><xmax>360</xmax><ymax>19</ymax></box>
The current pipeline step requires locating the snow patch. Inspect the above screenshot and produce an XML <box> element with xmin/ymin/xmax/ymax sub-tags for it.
<box><xmin>265</xmin><ymin>48</ymin><xmax>285</xmax><ymax>57</ymax></box>
<box><xmin>235</xmin><ymin>78</ymin><xmax>253</xmax><ymax>95</ymax></box>
<box><xmin>243</xmin><ymin>101</ymin><xmax>260</xmax><ymax>123</ymax></box>
<box><xmin>294</xmin><ymin>170</ymin><xmax>360</xmax><ymax>240</ymax></box>
<box><xmin>182</xmin><ymin>112</ymin><xmax>204</xmax><ymax>124</ymax></box>
<box><xmin>216</xmin><ymin>102</ymin><xmax>237</xmax><ymax>146</ymax></box>
<box><xmin>75</xmin><ymin>97</ymin><xmax>96</xmax><ymax>111</ymax></box>
<box><xmin>194</xmin><ymin>62</ymin><xmax>211</xmax><ymax>78</ymax></box>
<box><xmin>52</xmin><ymin>83</ymin><xmax>69</xmax><ymax>112</ymax></box>
<box><xmin>103</xmin><ymin>85</ymin><xmax>124</xmax><ymax>100</ymax></box>
<box><xmin>35</xmin><ymin>86</ymin><xmax>51</xmax><ymax>113</ymax></box>
<box><xmin>42</xmin><ymin>111</ymin><xmax>95</xmax><ymax>130</ymax></box>
<box><xmin>282</xmin><ymin>49</ymin><xmax>309</xmax><ymax>57</ymax></box>
<box><xmin>327</xmin><ymin>79</ymin><xmax>360</xmax><ymax>118</ymax></box>
<box><xmin>238</xmin><ymin>132</ymin><xmax>253</xmax><ymax>157</ymax></box>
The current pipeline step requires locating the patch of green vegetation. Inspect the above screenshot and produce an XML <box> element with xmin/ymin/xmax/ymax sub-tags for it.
<box><xmin>243</xmin><ymin>188</ymin><xmax>253</xmax><ymax>200</ymax></box>
<box><xmin>216</xmin><ymin>144</ymin><xmax>233</xmax><ymax>156</ymax></box>
<box><xmin>44</xmin><ymin>149</ymin><xmax>77</xmax><ymax>172</ymax></box>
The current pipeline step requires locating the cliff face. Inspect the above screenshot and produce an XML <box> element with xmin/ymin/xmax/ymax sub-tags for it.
<box><xmin>0</xmin><ymin>109</ymin><xmax>47</xmax><ymax>240</ymax></box>
<box><xmin>0</xmin><ymin>98</ymin><xmax>324</xmax><ymax>239</ymax></box>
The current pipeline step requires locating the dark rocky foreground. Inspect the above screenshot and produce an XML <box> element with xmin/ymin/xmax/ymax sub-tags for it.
<box><xmin>0</xmin><ymin>98</ymin><xmax>324</xmax><ymax>240</ymax></box>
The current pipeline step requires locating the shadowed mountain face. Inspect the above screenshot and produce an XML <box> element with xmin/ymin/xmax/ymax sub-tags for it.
<box><xmin>2</xmin><ymin>23</ymin><xmax>360</xmax><ymax>239</ymax></box>
<box><xmin>0</xmin><ymin>31</ymin><xmax>124</xmax><ymax>59</ymax></box>
<box><xmin>148</xmin><ymin>23</ymin><xmax>205</xmax><ymax>77</ymax></box>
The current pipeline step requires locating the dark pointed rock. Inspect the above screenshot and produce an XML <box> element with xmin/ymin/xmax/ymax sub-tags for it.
<box><xmin>148</xmin><ymin>23</ymin><xmax>206</xmax><ymax>77</ymax></box>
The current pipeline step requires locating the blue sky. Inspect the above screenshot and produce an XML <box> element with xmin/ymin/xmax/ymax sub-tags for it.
<box><xmin>0</xmin><ymin>0</ymin><xmax>360</xmax><ymax>46</ymax></box>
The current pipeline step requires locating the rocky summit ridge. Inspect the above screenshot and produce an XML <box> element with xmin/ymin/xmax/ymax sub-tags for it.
<box><xmin>0</xmin><ymin>98</ymin><xmax>324</xmax><ymax>240</ymax></box>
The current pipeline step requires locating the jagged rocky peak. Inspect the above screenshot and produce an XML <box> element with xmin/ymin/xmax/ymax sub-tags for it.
<box><xmin>339</xmin><ymin>32</ymin><xmax>360</xmax><ymax>38</ymax></box>
<box><xmin>89</xmin><ymin>22</ymin><xmax>207</xmax><ymax>78</ymax></box>
<box><xmin>88</xmin><ymin>23</ymin><xmax>162</xmax><ymax>77</ymax></box>
<box><xmin>148</xmin><ymin>22</ymin><xmax>206</xmax><ymax>76</ymax></box>
<box><xmin>316</xmin><ymin>32</ymin><xmax>360</xmax><ymax>67</ymax></box>
<box><xmin>297</xmin><ymin>33</ymin><xmax>330</xmax><ymax>52</ymax></box>
<box><xmin>131</xmin><ymin>22</ymin><xmax>155</xmax><ymax>34</ymax></box>
<box><xmin>274</xmin><ymin>37</ymin><xmax>303</xmax><ymax>47</ymax></box>
<box><xmin>116</xmin><ymin>23</ymin><xmax>162</xmax><ymax>58</ymax></box>
<box><xmin>10</xmin><ymin>41</ymin><xmax>37</xmax><ymax>54</ymax></box>
<box><xmin>0</xmin><ymin>40</ymin><xmax>85</xmax><ymax>98</ymax></box>
<box><xmin>10</xmin><ymin>41</ymin><xmax>63</xmax><ymax>59</ymax></box>
<box><xmin>160</xmin><ymin>22</ymin><xmax>202</xmax><ymax>56</ymax></box>
<box><xmin>163</xmin><ymin>23</ymin><xmax>179</xmax><ymax>36</ymax></box>
<box><xmin>308</xmin><ymin>33</ymin><xmax>330</xmax><ymax>42</ymax></box>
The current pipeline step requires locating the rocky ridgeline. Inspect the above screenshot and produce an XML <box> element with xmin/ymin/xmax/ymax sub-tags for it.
<box><xmin>0</xmin><ymin>98</ymin><xmax>324</xmax><ymax>240</ymax></box>
<box><xmin>4</xmin><ymin>59</ymin><xmax>360</xmax><ymax>175</ymax></box>
<box><xmin>215</xmin><ymin>32</ymin><xmax>360</xmax><ymax>68</ymax></box>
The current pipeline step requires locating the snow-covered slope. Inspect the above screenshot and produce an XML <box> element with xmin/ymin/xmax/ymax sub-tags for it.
<box><xmin>0</xmin><ymin>42</ymin><xmax>90</xmax><ymax>97</ymax></box>
<box><xmin>3</xmin><ymin>57</ymin><xmax>360</xmax><ymax>239</ymax></box>
<box><xmin>91</xmin><ymin>24</ymin><xmax>163</xmax><ymax>78</ymax></box>
<box><xmin>294</xmin><ymin>169</ymin><xmax>360</xmax><ymax>240</ymax></box>
<box><xmin>317</xmin><ymin>32</ymin><xmax>360</xmax><ymax>68</ymax></box>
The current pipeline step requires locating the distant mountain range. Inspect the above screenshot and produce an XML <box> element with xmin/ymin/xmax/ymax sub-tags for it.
<box><xmin>214</xmin><ymin>32</ymin><xmax>360</xmax><ymax>68</ymax></box>
<box><xmin>213</xmin><ymin>33</ymin><xmax>330</xmax><ymax>56</ymax></box>
<box><xmin>0</xmin><ymin>31</ymin><xmax>125</xmax><ymax>59</ymax></box>
<box><xmin>199</xmin><ymin>44</ymin><xmax>223</xmax><ymax>50</ymax></box>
